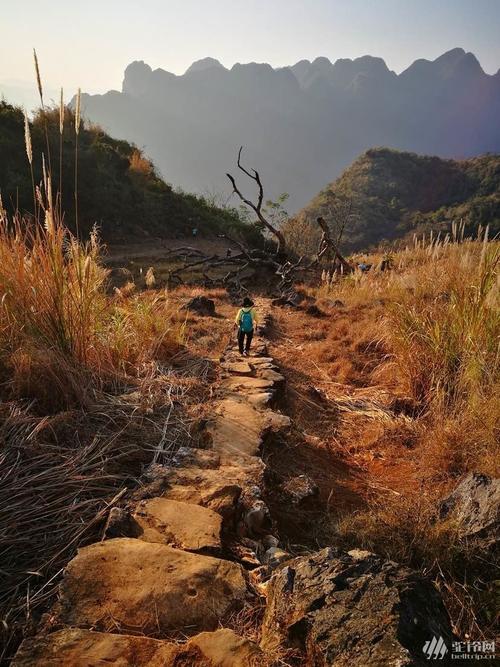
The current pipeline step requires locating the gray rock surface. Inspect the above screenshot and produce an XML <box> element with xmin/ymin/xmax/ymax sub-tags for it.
<box><xmin>261</xmin><ymin>547</ymin><xmax>455</xmax><ymax>666</ymax></box>
<box><xmin>439</xmin><ymin>472</ymin><xmax>499</xmax><ymax>546</ymax></box>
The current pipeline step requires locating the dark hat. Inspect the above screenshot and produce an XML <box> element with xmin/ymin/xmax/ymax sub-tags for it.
<box><xmin>242</xmin><ymin>297</ymin><xmax>254</xmax><ymax>307</ymax></box>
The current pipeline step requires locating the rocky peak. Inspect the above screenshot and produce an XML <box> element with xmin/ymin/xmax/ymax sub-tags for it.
<box><xmin>185</xmin><ymin>57</ymin><xmax>226</xmax><ymax>75</ymax></box>
<box><xmin>122</xmin><ymin>60</ymin><xmax>153</xmax><ymax>96</ymax></box>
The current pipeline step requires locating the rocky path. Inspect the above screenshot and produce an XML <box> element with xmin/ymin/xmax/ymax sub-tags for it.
<box><xmin>12</xmin><ymin>300</ymin><xmax>459</xmax><ymax>666</ymax></box>
<box><xmin>12</xmin><ymin>301</ymin><xmax>289</xmax><ymax>666</ymax></box>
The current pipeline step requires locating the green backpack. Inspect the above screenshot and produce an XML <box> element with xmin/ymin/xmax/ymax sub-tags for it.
<box><xmin>240</xmin><ymin>309</ymin><xmax>254</xmax><ymax>333</ymax></box>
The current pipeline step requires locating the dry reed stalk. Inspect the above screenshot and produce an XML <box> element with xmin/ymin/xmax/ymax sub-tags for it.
<box><xmin>74</xmin><ymin>87</ymin><xmax>81</xmax><ymax>237</ymax></box>
<box><xmin>23</xmin><ymin>108</ymin><xmax>37</xmax><ymax>219</ymax></box>
<box><xmin>33</xmin><ymin>48</ymin><xmax>52</xmax><ymax>177</ymax></box>
<box><xmin>59</xmin><ymin>87</ymin><xmax>64</xmax><ymax>218</ymax></box>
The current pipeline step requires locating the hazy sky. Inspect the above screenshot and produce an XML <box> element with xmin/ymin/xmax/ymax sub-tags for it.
<box><xmin>1</xmin><ymin>0</ymin><xmax>499</xmax><ymax>108</ymax></box>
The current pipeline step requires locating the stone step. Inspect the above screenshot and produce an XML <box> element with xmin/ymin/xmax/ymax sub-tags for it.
<box><xmin>57</xmin><ymin>538</ymin><xmax>248</xmax><ymax>635</ymax></box>
<box><xmin>12</xmin><ymin>627</ymin><xmax>264</xmax><ymax>666</ymax></box>
<box><xmin>219</xmin><ymin>376</ymin><xmax>276</xmax><ymax>396</ymax></box>
<box><xmin>208</xmin><ymin>398</ymin><xmax>267</xmax><ymax>459</ymax></box>
<box><xmin>132</xmin><ymin>497</ymin><xmax>222</xmax><ymax>552</ymax></box>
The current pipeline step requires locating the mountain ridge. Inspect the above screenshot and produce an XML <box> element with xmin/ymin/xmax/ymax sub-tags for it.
<box><xmin>78</xmin><ymin>48</ymin><xmax>500</xmax><ymax>213</ymax></box>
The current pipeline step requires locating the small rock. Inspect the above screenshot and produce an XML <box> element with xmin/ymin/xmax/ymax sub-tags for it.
<box><xmin>257</xmin><ymin>369</ymin><xmax>285</xmax><ymax>383</ymax></box>
<box><xmin>264</xmin><ymin>411</ymin><xmax>291</xmax><ymax>433</ymax></box>
<box><xmin>262</xmin><ymin>547</ymin><xmax>291</xmax><ymax>569</ymax></box>
<box><xmin>228</xmin><ymin>538</ymin><xmax>262</xmax><ymax>569</ymax></box>
<box><xmin>280</xmin><ymin>475</ymin><xmax>319</xmax><ymax>504</ymax></box>
<box><xmin>102</xmin><ymin>507</ymin><xmax>136</xmax><ymax>539</ymax></box>
<box><xmin>243</xmin><ymin>499</ymin><xmax>273</xmax><ymax>537</ymax></box>
<box><xmin>327</xmin><ymin>299</ymin><xmax>345</xmax><ymax>308</ymax></box>
<box><xmin>261</xmin><ymin>534</ymin><xmax>279</xmax><ymax>550</ymax></box>
<box><xmin>182</xmin><ymin>295</ymin><xmax>216</xmax><ymax>316</ymax></box>
<box><xmin>439</xmin><ymin>472</ymin><xmax>499</xmax><ymax>547</ymax></box>
<box><xmin>171</xmin><ymin>446</ymin><xmax>220</xmax><ymax>469</ymax></box>
<box><xmin>305</xmin><ymin>303</ymin><xmax>324</xmax><ymax>317</ymax></box>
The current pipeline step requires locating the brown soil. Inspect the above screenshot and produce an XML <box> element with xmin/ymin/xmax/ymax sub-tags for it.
<box><xmin>263</xmin><ymin>298</ymin><xmax>422</xmax><ymax>549</ymax></box>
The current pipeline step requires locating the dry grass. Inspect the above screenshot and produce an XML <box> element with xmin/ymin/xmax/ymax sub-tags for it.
<box><xmin>0</xmin><ymin>195</ymin><xmax>226</xmax><ymax>661</ymax></box>
<box><xmin>0</xmin><ymin>195</ymin><xmax>185</xmax><ymax>412</ymax></box>
<box><xmin>268</xmin><ymin>234</ymin><xmax>499</xmax><ymax>638</ymax></box>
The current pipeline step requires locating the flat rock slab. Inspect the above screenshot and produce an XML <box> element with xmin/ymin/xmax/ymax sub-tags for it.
<box><xmin>208</xmin><ymin>398</ymin><xmax>267</xmax><ymax>459</ymax></box>
<box><xmin>247</xmin><ymin>392</ymin><xmax>274</xmax><ymax>408</ymax></box>
<box><xmin>162</xmin><ymin>466</ymin><xmax>243</xmax><ymax>519</ymax></box>
<box><xmin>220</xmin><ymin>376</ymin><xmax>275</xmax><ymax>395</ymax></box>
<box><xmin>189</xmin><ymin>628</ymin><xmax>264</xmax><ymax>666</ymax></box>
<box><xmin>249</xmin><ymin>357</ymin><xmax>275</xmax><ymax>366</ymax></box>
<box><xmin>12</xmin><ymin>628</ymin><xmax>265</xmax><ymax>667</ymax></box>
<box><xmin>132</xmin><ymin>497</ymin><xmax>222</xmax><ymax>551</ymax></box>
<box><xmin>11</xmin><ymin>628</ymin><xmax>178</xmax><ymax>667</ymax></box>
<box><xmin>221</xmin><ymin>361</ymin><xmax>254</xmax><ymax>375</ymax></box>
<box><xmin>58</xmin><ymin>538</ymin><xmax>247</xmax><ymax>634</ymax></box>
<box><xmin>257</xmin><ymin>369</ymin><xmax>285</xmax><ymax>383</ymax></box>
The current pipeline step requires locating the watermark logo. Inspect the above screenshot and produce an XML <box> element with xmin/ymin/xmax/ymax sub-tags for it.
<box><xmin>423</xmin><ymin>636</ymin><xmax>449</xmax><ymax>660</ymax></box>
<box><xmin>422</xmin><ymin>637</ymin><xmax>497</xmax><ymax>661</ymax></box>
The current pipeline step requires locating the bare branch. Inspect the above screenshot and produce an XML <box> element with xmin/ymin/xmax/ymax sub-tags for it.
<box><xmin>315</xmin><ymin>216</ymin><xmax>353</xmax><ymax>273</ymax></box>
<box><xmin>227</xmin><ymin>147</ymin><xmax>285</xmax><ymax>253</ymax></box>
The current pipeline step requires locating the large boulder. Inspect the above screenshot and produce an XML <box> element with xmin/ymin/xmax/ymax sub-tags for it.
<box><xmin>58</xmin><ymin>538</ymin><xmax>247</xmax><ymax>635</ymax></box>
<box><xmin>439</xmin><ymin>472</ymin><xmax>499</xmax><ymax>547</ymax></box>
<box><xmin>260</xmin><ymin>548</ymin><xmax>455</xmax><ymax>666</ymax></box>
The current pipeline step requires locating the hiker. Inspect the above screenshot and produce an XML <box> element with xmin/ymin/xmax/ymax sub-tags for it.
<box><xmin>235</xmin><ymin>297</ymin><xmax>258</xmax><ymax>356</ymax></box>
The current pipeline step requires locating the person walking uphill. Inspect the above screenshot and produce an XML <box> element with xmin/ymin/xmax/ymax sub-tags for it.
<box><xmin>235</xmin><ymin>298</ymin><xmax>258</xmax><ymax>356</ymax></box>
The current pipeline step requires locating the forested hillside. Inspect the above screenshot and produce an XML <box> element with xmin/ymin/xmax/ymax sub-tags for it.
<box><xmin>296</xmin><ymin>148</ymin><xmax>500</xmax><ymax>251</ymax></box>
<box><xmin>0</xmin><ymin>101</ymin><xmax>259</xmax><ymax>243</ymax></box>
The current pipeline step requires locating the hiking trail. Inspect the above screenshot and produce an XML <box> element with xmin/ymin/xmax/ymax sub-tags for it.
<box><xmin>12</xmin><ymin>299</ymin><xmax>459</xmax><ymax>666</ymax></box>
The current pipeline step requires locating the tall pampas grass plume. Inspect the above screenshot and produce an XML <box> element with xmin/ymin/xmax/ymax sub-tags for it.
<box><xmin>23</xmin><ymin>109</ymin><xmax>32</xmax><ymax>166</ymax></box>
<box><xmin>59</xmin><ymin>88</ymin><xmax>64</xmax><ymax>135</ymax></box>
<box><xmin>74</xmin><ymin>87</ymin><xmax>82</xmax><ymax>236</ymax></box>
<box><xmin>33</xmin><ymin>48</ymin><xmax>52</xmax><ymax>176</ymax></box>
<box><xmin>33</xmin><ymin>48</ymin><xmax>44</xmax><ymax>107</ymax></box>
<box><xmin>75</xmin><ymin>88</ymin><xmax>81</xmax><ymax>135</ymax></box>
<box><xmin>59</xmin><ymin>87</ymin><xmax>64</xmax><ymax>217</ymax></box>
<box><xmin>24</xmin><ymin>108</ymin><xmax>37</xmax><ymax>218</ymax></box>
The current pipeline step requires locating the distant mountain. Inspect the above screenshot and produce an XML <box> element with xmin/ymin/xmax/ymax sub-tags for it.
<box><xmin>77</xmin><ymin>49</ymin><xmax>500</xmax><ymax>213</ymax></box>
<box><xmin>0</xmin><ymin>101</ymin><xmax>259</xmax><ymax>243</ymax></box>
<box><xmin>294</xmin><ymin>148</ymin><xmax>500</xmax><ymax>251</ymax></box>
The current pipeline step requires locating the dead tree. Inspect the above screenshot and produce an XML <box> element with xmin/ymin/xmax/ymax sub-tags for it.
<box><xmin>167</xmin><ymin>148</ymin><xmax>353</xmax><ymax>295</ymax></box>
<box><xmin>315</xmin><ymin>216</ymin><xmax>353</xmax><ymax>273</ymax></box>
<box><xmin>226</xmin><ymin>147</ymin><xmax>286</xmax><ymax>254</ymax></box>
